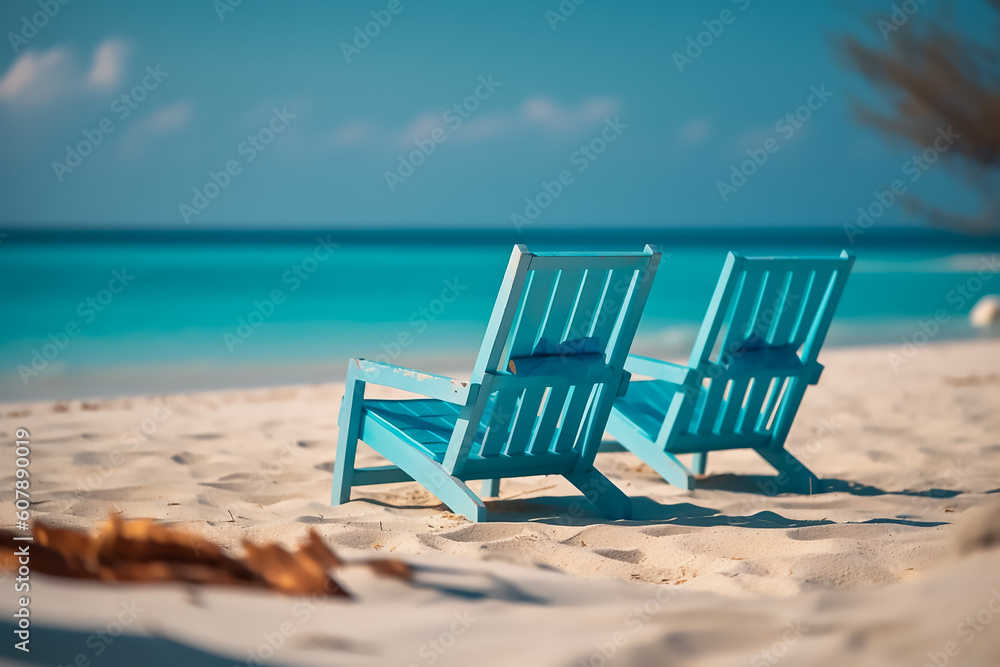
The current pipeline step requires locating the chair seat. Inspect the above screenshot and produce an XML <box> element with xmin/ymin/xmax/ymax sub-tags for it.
<box><xmin>612</xmin><ymin>379</ymin><xmax>680</xmax><ymax>441</ymax></box>
<box><xmin>362</xmin><ymin>398</ymin><xmax>487</xmax><ymax>462</ymax></box>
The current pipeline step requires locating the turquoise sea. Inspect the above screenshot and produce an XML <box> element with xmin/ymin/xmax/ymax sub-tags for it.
<box><xmin>2</xmin><ymin>229</ymin><xmax>998</xmax><ymax>401</ymax></box>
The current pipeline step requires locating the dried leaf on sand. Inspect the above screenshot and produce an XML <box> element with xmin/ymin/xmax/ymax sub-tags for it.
<box><xmin>0</xmin><ymin>515</ymin><xmax>410</xmax><ymax>598</ymax></box>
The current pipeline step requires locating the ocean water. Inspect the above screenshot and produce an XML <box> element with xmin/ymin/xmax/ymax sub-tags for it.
<box><xmin>2</xmin><ymin>230</ymin><xmax>998</xmax><ymax>401</ymax></box>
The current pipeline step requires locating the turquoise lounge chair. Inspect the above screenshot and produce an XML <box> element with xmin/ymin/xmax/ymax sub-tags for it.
<box><xmin>331</xmin><ymin>244</ymin><xmax>661</xmax><ymax>521</ymax></box>
<box><xmin>607</xmin><ymin>251</ymin><xmax>854</xmax><ymax>493</ymax></box>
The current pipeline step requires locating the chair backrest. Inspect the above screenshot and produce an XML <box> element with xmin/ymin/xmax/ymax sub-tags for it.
<box><xmin>670</xmin><ymin>251</ymin><xmax>854</xmax><ymax>446</ymax></box>
<box><xmin>442</xmin><ymin>244</ymin><xmax>661</xmax><ymax>474</ymax></box>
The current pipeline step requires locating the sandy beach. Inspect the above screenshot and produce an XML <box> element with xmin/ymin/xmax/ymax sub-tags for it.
<box><xmin>5</xmin><ymin>0</ymin><xmax>1000</xmax><ymax>663</ymax></box>
<box><xmin>2</xmin><ymin>338</ymin><xmax>999</xmax><ymax>666</ymax></box>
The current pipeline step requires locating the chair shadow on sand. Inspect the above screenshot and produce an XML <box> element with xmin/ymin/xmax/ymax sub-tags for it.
<box><xmin>337</xmin><ymin>493</ymin><xmax>833</xmax><ymax>529</ymax></box>
<box><xmin>491</xmin><ymin>496</ymin><xmax>837</xmax><ymax>529</ymax></box>
<box><xmin>693</xmin><ymin>471</ymin><xmax>963</xmax><ymax>499</ymax></box>
<box><xmin>344</xmin><ymin>476</ymin><xmax>955</xmax><ymax>529</ymax></box>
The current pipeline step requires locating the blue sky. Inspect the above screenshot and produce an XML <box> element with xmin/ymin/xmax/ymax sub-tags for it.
<box><xmin>0</xmin><ymin>0</ymin><xmax>989</xmax><ymax>228</ymax></box>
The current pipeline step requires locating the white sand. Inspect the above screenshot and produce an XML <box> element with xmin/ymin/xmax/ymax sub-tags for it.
<box><xmin>2</xmin><ymin>339</ymin><xmax>999</xmax><ymax>666</ymax></box>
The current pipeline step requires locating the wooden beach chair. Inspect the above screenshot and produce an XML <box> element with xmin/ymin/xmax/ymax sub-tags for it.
<box><xmin>331</xmin><ymin>244</ymin><xmax>661</xmax><ymax>521</ymax></box>
<box><xmin>606</xmin><ymin>251</ymin><xmax>854</xmax><ymax>493</ymax></box>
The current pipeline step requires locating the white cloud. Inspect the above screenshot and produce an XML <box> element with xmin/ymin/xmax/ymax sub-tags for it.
<box><xmin>144</xmin><ymin>100</ymin><xmax>192</xmax><ymax>132</ymax></box>
<box><xmin>678</xmin><ymin>118</ymin><xmax>712</xmax><ymax>145</ymax></box>
<box><xmin>0</xmin><ymin>47</ymin><xmax>74</xmax><ymax>107</ymax></box>
<box><xmin>449</xmin><ymin>96</ymin><xmax>619</xmax><ymax>144</ymax></box>
<box><xmin>117</xmin><ymin>100</ymin><xmax>192</xmax><ymax>157</ymax></box>
<box><xmin>329</xmin><ymin>120</ymin><xmax>376</xmax><ymax>147</ymax></box>
<box><xmin>334</xmin><ymin>95</ymin><xmax>622</xmax><ymax>151</ymax></box>
<box><xmin>0</xmin><ymin>38</ymin><xmax>130</xmax><ymax>109</ymax></box>
<box><xmin>86</xmin><ymin>39</ymin><xmax>128</xmax><ymax>89</ymax></box>
<box><xmin>734</xmin><ymin>127</ymin><xmax>776</xmax><ymax>153</ymax></box>
<box><xmin>396</xmin><ymin>112</ymin><xmax>442</xmax><ymax>148</ymax></box>
<box><xmin>519</xmin><ymin>96</ymin><xmax>618</xmax><ymax>132</ymax></box>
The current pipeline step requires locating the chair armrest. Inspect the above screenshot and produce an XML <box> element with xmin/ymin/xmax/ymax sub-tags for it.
<box><xmin>807</xmin><ymin>362</ymin><xmax>824</xmax><ymax>385</ymax></box>
<box><xmin>347</xmin><ymin>358</ymin><xmax>477</xmax><ymax>405</ymax></box>
<box><xmin>625</xmin><ymin>355</ymin><xmax>698</xmax><ymax>387</ymax></box>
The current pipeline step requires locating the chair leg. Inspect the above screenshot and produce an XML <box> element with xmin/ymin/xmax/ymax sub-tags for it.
<box><xmin>480</xmin><ymin>478</ymin><xmax>500</xmax><ymax>497</ymax></box>
<box><xmin>417</xmin><ymin>465</ymin><xmax>487</xmax><ymax>522</ymax></box>
<box><xmin>566</xmin><ymin>467</ymin><xmax>632</xmax><ymax>520</ymax></box>
<box><xmin>609</xmin><ymin>422</ymin><xmax>697</xmax><ymax>490</ymax></box>
<box><xmin>645</xmin><ymin>450</ymin><xmax>696</xmax><ymax>491</ymax></box>
<box><xmin>331</xmin><ymin>378</ymin><xmax>366</xmax><ymax>506</ymax></box>
<box><xmin>615</xmin><ymin>431</ymin><xmax>696</xmax><ymax>490</ymax></box>
<box><xmin>331</xmin><ymin>428</ymin><xmax>358</xmax><ymax>505</ymax></box>
<box><xmin>362</xmin><ymin>430</ymin><xmax>488</xmax><ymax>521</ymax></box>
<box><xmin>754</xmin><ymin>447</ymin><xmax>821</xmax><ymax>495</ymax></box>
<box><xmin>691</xmin><ymin>452</ymin><xmax>708</xmax><ymax>475</ymax></box>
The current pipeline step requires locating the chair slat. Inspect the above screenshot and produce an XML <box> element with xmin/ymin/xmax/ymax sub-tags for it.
<box><xmin>790</xmin><ymin>270</ymin><xmax>831</xmax><ymax>347</ymax></box>
<box><xmin>768</xmin><ymin>270</ymin><xmax>811</xmax><ymax>346</ymax></box>
<box><xmin>539</xmin><ymin>270</ymin><xmax>586</xmax><ymax>344</ymax></box>
<box><xmin>506</xmin><ymin>269</ymin><xmax>558</xmax><ymax>363</ymax></box>
<box><xmin>717</xmin><ymin>378</ymin><xmax>750</xmax><ymax>435</ymax></box>
<box><xmin>565</xmin><ymin>269</ymin><xmax>610</xmax><ymax>341</ymax></box>
<box><xmin>800</xmin><ymin>265</ymin><xmax>852</xmax><ymax>362</ymax></box>
<box><xmin>689</xmin><ymin>253</ymin><xmax>744</xmax><ymax>366</ymax></box>
<box><xmin>471</xmin><ymin>246</ymin><xmax>533</xmax><ymax>380</ymax></box>
<box><xmin>603</xmin><ymin>270</ymin><xmax>644</xmax><ymax>371</ymax></box>
<box><xmin>718</xmin><ymin>269</ymin><xmax>767</xmax><ymax>361</ymax></box>
<box><xmin>528</xmin><ymin>386</ymin><xmax>569</xmax><ymax>454</ymax></box>
<box><xmin>553</xmin><ymin>385</ymin><xmax>595</xmax><ymax>453</ymax></box>
<box><xmin>757</xmin><ymin>377</ymin><xmax>788</xmax><ymax>432</ymax></box>
<box><xmin>738</xmin><ymin>376</ymin><xmax>772</xmax><ymax>433</ymax></box>
<box><xmin>692</xmin><ymin>377</ymin><xmax>727</xmax><ymax>435</ymax></box>
<box><xmin>478</xmin><ymin>391</ymin><xmax>520</xmax><ymax>457</ymax></box>
<box><xmin>589</xmin><ymin>268</ymin><xmax>633</xmax><ymax>346</ymax></box>
<box><xmin>504</xmin><ymin>387</ymin><xmax>547</xmax><ymax>456</ymax></box>
<box><xmin>768</xmin><ymin>378</ymin><xmax>809</xmax><ymax>441</ymax></box>
<box><xmin>746</xmin><ymin>270</ymin><xmax>791</xmax><ymax>345</ymax></box>
<box><xmin>689</xmin><ymin>270</ymin><xmax>763</xmax><ymax>434</ymax></box>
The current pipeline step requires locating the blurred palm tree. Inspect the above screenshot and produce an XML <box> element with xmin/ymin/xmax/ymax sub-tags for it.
<box><xmin>841</xmin><ymin>0</ymin><xmax>1000</xmax><ymax>233</ymax></box>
